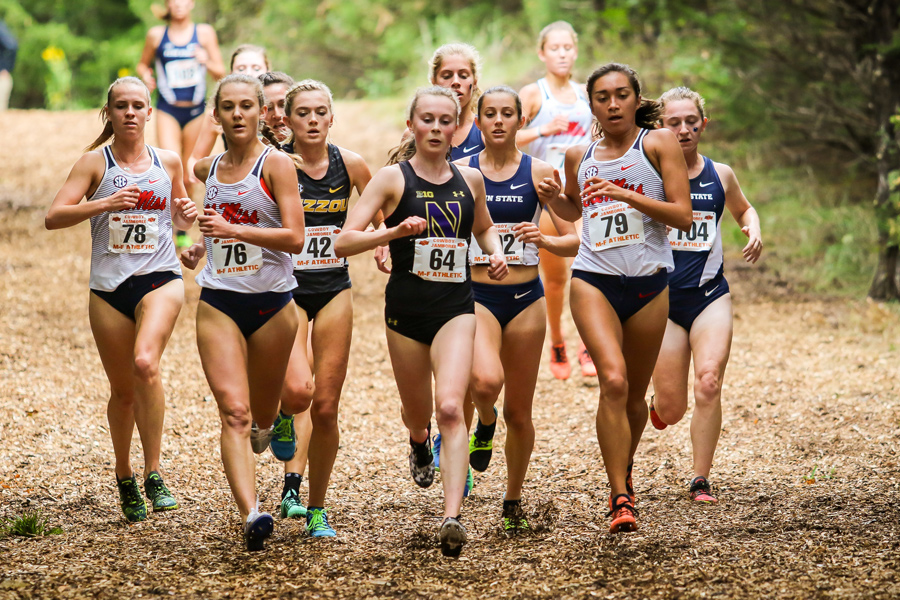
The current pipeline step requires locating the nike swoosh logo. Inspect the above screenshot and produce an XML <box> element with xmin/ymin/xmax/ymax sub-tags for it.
<box><xmin>510</xmin><ymin>183</ymin><xmax>528</xmax><ymax>190</ymax></box>
<box><xmin>237</xmin><ymin>190</ymin><xmax>250</xmax><ymax>196</ymax></box>
<box><xmin>699</xmin><ymin>181</ymin><xmax>715</xmax><ymax>188</ymax></box>
<box><xmin>329</xmin><ymin>185</ymin><xmax>344</xmax><ymax>193</ymax></box>
<box><xmin>638</xmin><ymin>291</ymin><xmax>659</xmax><ymax>299</ymax></box>
<box><xmin>621</xmin><ymin>163</ymin><xmax>637</xmax><ymax>171</ymax></box>
<box><xmin>705</xmin><ymin>285</ymin><xmax>720</xmax><ymax>297</ymax></box>
<box><xmin>151</xmin><ymin>281</ymin><xmax>164</xmax><ymax>289</ymax></box>
<box><xmin>259</xmin><ymin>307</ymin><xmax>279</xmax><ymax>316</ymax></box>
<box><xmin>148</xmin><ymin>179</ymin><xmax>160</xmax><ymax>184</ymax></box>
<box><xmin>514</xmin><ymin>290</ymin><xmax>531</xmax><ymax>300</ymax></box>
<box><xmin>462</xmin><ymin>146</ymin><xmax>479</xmax><ymax>153</ymax></box>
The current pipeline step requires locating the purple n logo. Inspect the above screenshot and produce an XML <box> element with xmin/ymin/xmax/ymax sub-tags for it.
<box><xmin>425</xmin><ymin>201</ymin><xmax>461</xmax><ymax>238</ymax></box>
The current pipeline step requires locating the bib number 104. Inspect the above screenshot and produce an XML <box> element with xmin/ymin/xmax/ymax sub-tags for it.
<box><xmin>668</xmin><ymin>211</ymin><xmax>716</xmax><ymax>252</ymax></box>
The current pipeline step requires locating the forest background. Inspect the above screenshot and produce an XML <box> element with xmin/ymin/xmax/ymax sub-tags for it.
<box><xmin>3</xmin><ymin>0</ymin><xmax>900</xmax><ymax>301</ymax></box>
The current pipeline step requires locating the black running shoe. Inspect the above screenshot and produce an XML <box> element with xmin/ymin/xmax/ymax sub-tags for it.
<box><xmin>408</xmin><ymin>433</ymin><xmax>434</xmax><ymax>488</ymax></box>
<box><xmin>439</xmin><ymin>516</ymin><xmax>467</xmax><ymax>557</ymax></box>
<box><xmin>117</xmin><ymin>475</ymin><xmax>148</xmax><ymax>522</ymax></box>
<box><xmin>468</xmin><ymin>407</ymin><xmax>497</xmax><ymax>472</ymax></box>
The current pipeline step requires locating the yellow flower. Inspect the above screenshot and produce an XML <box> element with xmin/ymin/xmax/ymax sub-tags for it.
<box><xmin>41</xmin><ymin>46</ymin><xmax>65</xmax><ymax>62</ymax></box>
<box><xmin>118</xmin><ymin>68</ymin><xmax>131</xmax><ymax>78</ymax></box>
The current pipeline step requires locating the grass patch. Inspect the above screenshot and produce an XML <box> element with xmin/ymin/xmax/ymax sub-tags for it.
<box><xmin>1</xmin><ymin>510</ymin><xmax>63</xmax><ymax>538</ymax></box>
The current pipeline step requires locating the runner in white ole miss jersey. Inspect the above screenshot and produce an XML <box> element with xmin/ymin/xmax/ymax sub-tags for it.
<box><xmin>46</xmin><ymin>77</ymin><xmax>197</xmax><ymax>523</ymax></box>
<box><xmin>546</xmin><ymin>63</ymin><xmax>692</xmax><ymax>533</ymax></box>
<box><xmin>649</xmin><ymin>87</ymin><xmax>762</xmax><ymax>504</ymax></box>
<box><xmin>454</xmin><ymin>86</ymin><xmax>579</xmax><ymax>534</ymax></box>
<box><xmin>518</xmin><ymin>21</ymin><xmax>596</xmax><ymax>380</ymax></box>
<box><xmin>272</xmin><ymin>79</ymin><xmax>374</xmax><ymax>538</ymax></box>
<box><xmin>179</xmin><ymin>73</ymin><xmax>305</xmax><ymax>551</ymax></box>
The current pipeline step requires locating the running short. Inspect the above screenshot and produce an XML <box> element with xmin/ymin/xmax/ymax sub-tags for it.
<box><xmin>293</xmin><ymin>288</ymin><xmax>347</xmax><ymax>321</ymax></box>
<box><xmin>472</xmin><ymin>278</ymin><xmax>544</xmax><ymax>329</ymax></box>
<box><xmin>384</xmin><ymin>305</ymin><xmax>475</xmax><ymax>346</ymax></box>
<box><xmin>668</xmin><ymin>274</ymin><xmax>730</xmax><ymax>332</ymax></box>
<box><xmin>91</xmin><ymin>271</ymin><xmax>182</xmax><ymax>321</ymax></box>
<box><xmin>200</xmin><ymin>288</ymin><xmax>293</xmax><ymax>339</ymax></box>
<box><xmin>571</xmin><ymin>269</ymin><xmax>668</xmax><ymax>323</ymax></box>
<box><xmin>156</xmin><ymin>96</ymin><xmax>204</xmax><ymax>129</ymax></box>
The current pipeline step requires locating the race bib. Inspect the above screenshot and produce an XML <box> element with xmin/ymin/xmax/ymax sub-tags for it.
<box><xmin>668</xmin><ymin>210</ymin><xmax>717</xmax><ymax>252</ymax></box>
<box><xmin>412</xmin><ymin>237</ymin><xmax>468</xmax><ymax>282</ymax></box>
<box><xmin>108</xmin><ymin>213</ymin><xmax>159</xmax><ymax>253</ymax></box>
<box><xmin>210</xmin><ymin>238</ymin><xmax>262</xmax><ymax>278</ymax></box>
<box><xmin>587</xmin><ymin>202</ymin><xmax>645</xmax><ymax>251</ymax></box>
<box><xmin>292</xmin><ymin>226</ymin><xmax>345</xmax><ymax>271</ymax></box>
<box><xmin>164</xmin><ymin>59</ymin><xmax>202</xmax><ymax>89</ymax></box>
<box><xmin>469</xmin><ymin>223</ymin><xmax>524</xmax><ymax>265</ymax></box>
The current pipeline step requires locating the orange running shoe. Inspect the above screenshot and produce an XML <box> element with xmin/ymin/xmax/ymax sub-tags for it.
<box><xmin>607</xmin><ymin>494</ymin><xmax>638</xmax><ymax>533</ymax></box>
<box><xmin>649</xmin><ymin>395</ymin><xmax>667</xmax><ymax>430</ymax></box>
<box><xmin>549</xmin><ymin>343</ymin><xmax>571</xmax><ymax>380</ymax></box>
<box><xmin>578</xmin><ymin>343</ymin><xmax>597</xmax><ymax>377</ymax></box>
<box><xmin>689</xmin><ymin>476</ymin><xmax>717</xmax><ymax>503</ymax></box>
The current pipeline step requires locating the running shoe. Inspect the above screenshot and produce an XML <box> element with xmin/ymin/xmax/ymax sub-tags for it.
<box><xmin>549</xmin><ymin>343</ymin><xmax>571</xmax><ymax>380</ymax></box>
<box><xmin>408</xmin><ymin>434</ymin><xmax>435</xmax><ymax>488</ymax></box>
<box><xmin>250</xmin><ymin>421</ymin><xmax>274</xmax><ymax>454</ymax></box>
<box><xmin>649</xmin><ymin>395</ymin><xmax>667</xmax><ymax>430</ymax></box>
<box><xmin>439</xmin><ymin>516</ymin><xmax>467</xmax><ymax>557</ymax></box>
<box><xmin>689</xmin><ymin>476</ymin><xmax>718</xmax><ymax>503</ymax></box>
<box><xmin>117</xmin><ymin>475</ymin><xmax>148</xmax><ymax>523</ymax></box>
<box><xmin>578</xmin><ymin>342</ymin><xmax>597</xmax><ymax>377</ymax></box>
<box><xmin>306</xmin><ymin>508</ymin><xmax>336</xmax><ymax>538</ymax></box>
<box><xmin>280</xmin><ymin>489</ymin><xmax>307</xmax><ymax>519</ymax></box>
<box><xmin>175</xmin><ymin>231</ymin><xmax>192</xmax><ymax>248</ymax></box>
<box><xmin>463</xmin><ymin>466</ymin><xmax>475</xmax><ymax>498</ymax></box>
<box><xmin>626</xmin><ymin>462</ymin><xmax>635</xmax><ymax>503</ymax></box>
<box><xmin>433</xmin><ymin>433</ymin><xmax>442</xmax><ymax>471</ymax></box>
<box><xmin>270</xmin><ymin>412</ymin><xmax>297</xmax><ymax>461</ymax></box>
<box><xmin>502</xmin><ymin>502</ymin><xmax>530</xmax><ymax>536</ymax></box>
<box><xmin>607</xmin><ymin>494</ymin><xmax>638</xmax><ymax>533</ymax></box>
<box><xmin>144</xmin><ymin>471</ymin><xmax>178</xmax><ymax>512</ymax></box>
<box><xmin>468</xmin><ymin>407</ymin><xmax>497</xmax><ymax>472</ymax></box>
<box><xmin>244</xmin><ymin>508</ymin><xmax>274</xmax><ymax>551</ymax></box>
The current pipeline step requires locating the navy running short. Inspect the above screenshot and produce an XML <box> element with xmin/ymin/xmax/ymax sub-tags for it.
<box><xmin>91</xmin><ymin>271</ymin><xmax>182</xmax><ymax>321</ymax></box>
<box><xmin>571</xmin><ymin>269</ymin><xmax>668</xmax><ymax>323</ymax></box>
<box><xmin>472</xmin><ymin>278</ymin><xmax>544</xmax><ymax>329</ymax></box>
<box><xmin>384</xmin><ymin>305</ymin><xmax>475</xmax><ymax>346</ymax></box>
<box><xmin>156</xmin><ymin>96</ymin><xmax>204</xmax><ymax>129</ymax></box>
<box><xmin>200</xmin><ymin>288</ymin><xmax>293</xmax><ymax>339</ymax></box>
<box><xmin>668</xmin><ymin>274</ymin><xmax>730</xmax><ymax>332</ymax></box>
<box><xmin>293</xmin><ymin>288</ymin><xmax>347</xmax><ymax>321</ymax></box>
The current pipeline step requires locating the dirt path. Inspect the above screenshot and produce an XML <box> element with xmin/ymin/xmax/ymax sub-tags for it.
<box><xmin>1</xmin><ymin>110</ymin><xmax>899</xmax><ymax>599</ymax></box>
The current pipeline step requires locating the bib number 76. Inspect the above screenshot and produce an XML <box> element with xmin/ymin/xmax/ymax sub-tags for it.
<box><xmin>211</xmin><ymin>237</ymin><xmax>263</xmax><ymax>278</ymax></box>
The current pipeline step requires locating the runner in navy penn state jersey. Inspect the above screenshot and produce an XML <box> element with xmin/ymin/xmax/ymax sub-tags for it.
<box><xmin>337</xmin><ymin>86</ymin><xmax>508</xmax><ymax>556</ymax></box>
<box><xmin>179</xmin><ymin>73</ymin><xmax>305</xmax><ymax>551</ymax></box>
<box><xmin>649</xmin><ymin>87</ymin><xmax>762</xmax><ymax>504</ymax></box>
<box><xmin>271</xmin><ymin>80</ymin><xmax>374</xmax><ymax>538</ymax></box>
<box><xmin>454</xmin><ymin>86</ymin><xmax>578</xmax><ymax>534</ymax></box>
<box><xmin>46</xmin><ymin>77</ymin><xmax>197</xmax><ymax>523</ymax></box>
<box><xmin>546</xmin><ymin>63</ymin><xmax>692</xmax><ymax>533</ymax></box>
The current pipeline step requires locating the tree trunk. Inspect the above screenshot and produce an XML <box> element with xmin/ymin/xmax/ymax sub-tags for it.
<box><xmin>868</xmin><ymin>159</ymin><xmax>900</xmax><ymax>300</ymax></box>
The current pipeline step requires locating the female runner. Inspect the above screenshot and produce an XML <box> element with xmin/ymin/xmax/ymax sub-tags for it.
<box><xmin>649</xmin><ymin>87</ymin><xmax>762</xmax><ymax>503</ymax></box>
<box><xmin>45</xmin><ymin>76</ymin><xmax>197</xmax><ymax>522</ymax></box>
<box><xmin>271</xmin><ymin>80</ymin><xmax>373</xmax><ymax>538</ymax></box>
<box><xmin>136</xmin><ymin>0</ymin><xmax>224</xmax><ymax>201</ymax></box>
<box><xmin>518</xmin><ymin>21</ymin><xmax>596</xmax><ymax>379</ymax></box>
<box><xmin>547</xmin><ymin>63</ymin><xmax>692</xmax><ymax>532</ymax></box>
<box><xmin>336</xmin><ymin>86</ymin><xmax>507</xmax><ymax>556</ymax></box>
<box><xmin>456</xmin><ymin>86</ymin><xmax>579</xmax><ymax>532</ymax></box>
<box><xmin>179</xmin><ymin>73</ymin><xmax>304</xmax><ymax>551</ymax></box>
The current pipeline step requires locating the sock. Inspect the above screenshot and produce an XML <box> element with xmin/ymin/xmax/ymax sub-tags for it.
<box><xmin>307</xmin><ymin>506</ymin><xmax>324</xmax><ymax>514</ymax></box>
<box><xmin>283</xmin><ymin>473</ymin><xmax>302</xmax><ymax>499</ymax></box>
<box><xmin>503</xmin><ymin>499</ymin><xmax>521</xmax><ymax>514</ymax></box>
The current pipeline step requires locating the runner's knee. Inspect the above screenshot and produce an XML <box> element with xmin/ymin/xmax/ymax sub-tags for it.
<box><xmin>470</xmin><ymin>371</ymin><xmax>503</xmax><ymax>405</ymax></box>
<box><xmin>218</xmin><ymin>398</ymin><xmax>252</xmax><ymax>433</ymax></box>
<box><xmin>282</xmin><ymin>378</ymin><xmax>315</xmax><ymax>414</ymax></box>
<box><xmin>694</xmin><ymin>367</ymin><xmax>722</xmax><ymax>406</ymax></box>
<box><xmin>132</xmin><ymin>352</ymin><xmax>160</xmax><ymax>384</ymax></box>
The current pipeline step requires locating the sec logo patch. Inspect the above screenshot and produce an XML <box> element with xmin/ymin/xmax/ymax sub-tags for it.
<box><xmin>206</xmin><ymin>185</ymin><xmax>219</xmax><ymax>200</ymax></box>
<box><xmin>113</xmin><ymin>175</ymin><xmax>128</xmax><ymax>189</ymax></box>
<box><xmin>585</xmin><ymin>166</ymin><xmax>599</xmax><ymax>179</ymax></box>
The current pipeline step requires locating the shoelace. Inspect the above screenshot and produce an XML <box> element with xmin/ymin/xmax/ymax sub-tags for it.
<box><xmin>552</xmin><ymin>346</ymin><xmax>567</xmax><ymax>363</ymax></box>
<box><xmin>120</xmin><ymin>480</ymin><xmax>142</xmax><ymax>506</ymax></box>
<box><xmin>273</xmin><ymin>415</ymin><xmax>293</xmax><ymax>440</ymax></box>
<box><xmin>146</xmin><ymin>477</ymin><xmax>171</xmax><ymax>498</ymax></box>
<box><xmin>472</xmin><ymin>438</ymin><xmax>491</xmax><ymax>449</ymax></box>
<box><xmin>689</xmin><ymin>478</ymin><xmax>711</xmax><ymax>495</ymax></box>
<box><xmin>309</xmin><ymin>511</ymin><xmax>330</xmax><ymax>531</ymax></box>
<box><xmin>606</xmin><ymin>498</ymin><xmax>639</xmax><ymax>519</ymax></box>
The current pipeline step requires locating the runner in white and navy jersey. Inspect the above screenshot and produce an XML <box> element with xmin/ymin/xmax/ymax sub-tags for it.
<box><xmin>454</xmin><ymin>86</ymin><xmax>578</xmax><ymax>534</ymax></box>
<box><xmin>271</xmin><ymin>80</ymin><xmax>374</xmax><ymax>539</ymax></box>
<box><xmin>545</xmin><ymin>63</ymin><xmax>692</xmax><ymax>533</ymax></box>
<box><xmin>518</xmin><ymin>21</ymin><xmax>597</xmax><ymax>380</ymax></box>
<box><xmin>179</xmin><ymin>73</ymin><xmax>305</xmax><ymax>552</ymax></box>
<box><xmin>46</xmin><ymin>77</ymin><xmax>197</xmax><ymax>524</ymax></box>
<box><xmin>649</xmin><ymin>87</ymin><xmax>763</xmax><ymax>504</ymax></box>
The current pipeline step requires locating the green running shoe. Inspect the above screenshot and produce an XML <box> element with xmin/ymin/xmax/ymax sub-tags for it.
<box><xmin>144</xmin><ymin>472</ymin><xmax>178</xmax><ymax>512</ymax></box>
<box><xmin>280</xmin><ymin>489</ymin><xmax>307</xmax><ymax>519</ymax></box>
<box><xmin>270</xmin><ymin>412</ymin><xmax>297</xmax><ymax>461</ymax></box>
<box><xmin>468</xmin><ymin>407</ymin><xmax>497</xmax><ymax>472</ymax></box>
<box><xmin>463</xmin><ymin>465</ymin><xmax>475</xmax><ymax>498</ymax></box>
<box><xmin>175</xmin><ymin>231</ymin><xmax>192</xmax><ymax>248</ymax></box>
<box><xmin>117</xmin><ymin>475</ymin><xmax>148</xmax><ymax>522</ymax></box>
<box><xmin>306</xmin><ymin>508</ymin><xmax>336</xmax><ymax>538</ymax></box>
<box><xmin>502</xmin><ymin>503</ymin><xmax>530</xmax><ymax>536</ymax></box>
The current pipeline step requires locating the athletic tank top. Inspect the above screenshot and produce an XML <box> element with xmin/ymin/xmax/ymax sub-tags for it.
<box><xmin>88</xmin><ymin>146</ymin><xmax>181</xmax><ymax>292</ymax></box>
<box><xmin>384</xmin><ymin>161</ymin><xmax>475</xmax><ymax>313</ymax></box>
<box><xmin>525</xmin><ymin>78</ymin><xmax>593</xmax><ymax>181</ymax></box>
<box><xmin>668</xmin><ymin>156</ymin><xmax>726</xmax><ymax>288</ymax></box>
<box><xmin>287</xmin><ymin>142</ymin><xmax>352</xmax><ymax>294</ymax></box>
<box><xmin>573</xmin><ymin>129</ymin><xmax>673</xmax><ymax>277</ymax></box>
<box><xmin>450</xmin><ymin>122</ymin><xmax>485</xmax><ymax>161</ymax></box>
<box><xmin>154</xmin><ymin>25</ymin><xmax>206</xmax><ymax>105</ymax></box>
<box><xmin>195</xmin><ymin>148</ymin><xmax>296</xmax><ymax>293</ymax></box>
<box><xmin>467</xmin><ymin>152</ymin><xmax>541</xmax><ymax>267</ymax></box>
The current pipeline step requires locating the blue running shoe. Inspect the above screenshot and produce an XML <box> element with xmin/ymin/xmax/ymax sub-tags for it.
<box><xmin>306</xmin><ymin>508</ymin><xmax>336</xmax><ymax>538</ymax></box>
<box><xmin>433</xmin><ymin>433</ymin><xmax>442</xmax><ymax>471</ymax></box>
<box><xmin>244</xmin><ymin>509</ymin><xmax>274</xmax><ymax>551</ymax></box>
<box><xmin>270</xmin><ymin>412</ymin><xmax>297</xmax><ymax>462</ymax></box>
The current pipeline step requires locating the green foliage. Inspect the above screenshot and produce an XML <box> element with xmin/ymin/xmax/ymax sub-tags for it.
<box><xmin>0</xmin><ymin>510</ymin><xmax>62</xmax><ymax>538</ymax></box>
